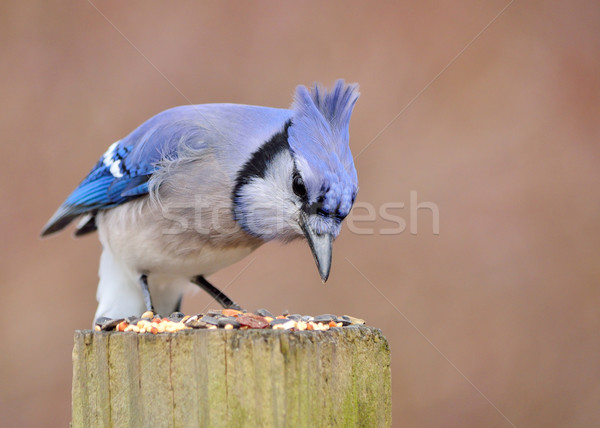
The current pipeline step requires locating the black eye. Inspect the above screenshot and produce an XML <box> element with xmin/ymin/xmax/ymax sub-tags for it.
<box><xmin>292</xmin><ymin>174</ymin><xmax>307</xmax><ymax>198</ymax></box>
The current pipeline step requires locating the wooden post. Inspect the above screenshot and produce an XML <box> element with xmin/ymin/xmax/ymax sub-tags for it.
<box><xmin>72</xmin><ymin>326</ymin><xmax>391</xmax><ymax>427</ymax></box>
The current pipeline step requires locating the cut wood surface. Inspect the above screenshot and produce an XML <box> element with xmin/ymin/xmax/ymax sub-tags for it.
<box><xmin>72</xmin><ymin>326</ymin><xmax>391</xmax><ymax>427</ymax></box>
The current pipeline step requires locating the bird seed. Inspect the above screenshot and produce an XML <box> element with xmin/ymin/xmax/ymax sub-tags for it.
<box><xmin>93</xmin><ymin>310</ymin><xmax>366</xmax><ymax>334</ymax></box>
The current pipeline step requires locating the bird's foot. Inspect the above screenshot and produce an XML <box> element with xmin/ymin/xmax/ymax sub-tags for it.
<box><xmin>226</xmin><ymin>302</ymin><xmax>244</xmax><ymax>312</ymax></box>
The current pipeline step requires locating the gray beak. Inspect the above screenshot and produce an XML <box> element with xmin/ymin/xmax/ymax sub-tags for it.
<box><xmin>300</xmin><ymin>212</ymin><xmax>333</xmax><ymax>282</ymax></box>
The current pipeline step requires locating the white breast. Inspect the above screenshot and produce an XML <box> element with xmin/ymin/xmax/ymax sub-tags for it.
<box><xmin>96</xmin><ymin>198</ymin><xmax>259</xmax><ymax>276</ymax></box>
<box><xmin>92</xmin><ymin>197</ymin><xmax>261</xmax><ymax>319</ymax></box>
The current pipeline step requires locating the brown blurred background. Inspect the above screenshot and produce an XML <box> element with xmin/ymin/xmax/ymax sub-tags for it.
<box><xmin>1</xmin><ymin>1</ymin><xmax>599</xmax><ymax>426</ymax></box>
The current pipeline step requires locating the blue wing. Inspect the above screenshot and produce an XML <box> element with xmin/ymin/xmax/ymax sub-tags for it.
<box><xmin>41</xmin><ymin>106</ymin><xmax>196</xmax><ymax>236</ymax></box>
<box><xmin>41</xmin><ymin>103</ymin><xmax>294</xmax><ymax>237</ymax></box>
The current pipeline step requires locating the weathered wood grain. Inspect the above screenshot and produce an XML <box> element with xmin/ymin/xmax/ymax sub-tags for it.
<box><xmin>72</xmin><ymin>326</ymin><xmax>391</xmax><ymax>427</ymax></box>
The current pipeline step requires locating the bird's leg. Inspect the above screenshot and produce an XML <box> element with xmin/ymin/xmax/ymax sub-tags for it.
<box><xmin>173</xmin><ymin>294</ymin><xmax>183</xmax><ymax>313</ymax></box>
<box><xmin>139</xmin><ymin>274</ymin><xmax>155</xmax><ymax>313</ymax></box>
<box><xmin>191</xmin><ymin>275</ymin><xmax>242</xmax><ymax>310</ymax></box>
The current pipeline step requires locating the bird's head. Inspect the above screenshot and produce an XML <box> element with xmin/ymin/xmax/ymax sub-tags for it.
<box><xmin>232</xmin><ymin>79</ymin><xmax>359</xmax><ymax>282</ymax></box>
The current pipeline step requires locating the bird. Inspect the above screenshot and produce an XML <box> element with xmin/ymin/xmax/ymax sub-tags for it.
<box><xmin>41</xmin><ymin>79</ymin><xmax>359</xmax><ymax>321</ymax></box>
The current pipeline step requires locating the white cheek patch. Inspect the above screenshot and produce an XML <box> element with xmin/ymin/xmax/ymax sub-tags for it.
<box><xmin>237</xmin><ymin>150</ymin><xmax>303</xmax><ymax>240</ymax></box>
<box><xmin>103</xmin><ymin>141</ymin><xmax>125</xmax><ymax>178</ymax></box>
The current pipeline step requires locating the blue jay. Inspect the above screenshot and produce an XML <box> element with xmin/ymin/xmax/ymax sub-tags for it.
<box><xmin>42</xmin><ymin>80</ymin><xmax>359</xmax><ymax>320</ymax></box>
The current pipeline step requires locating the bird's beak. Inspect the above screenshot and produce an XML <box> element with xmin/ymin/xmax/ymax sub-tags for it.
<box><xmin>300</xmin><ymin>212</ymin><xmax>333</xmax><ymax>282</ymax></box>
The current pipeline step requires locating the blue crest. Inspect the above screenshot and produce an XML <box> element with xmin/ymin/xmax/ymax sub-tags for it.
<box><xmin>288</xmin><ymin>79</ymin><xmax>360</xmax><ymax>220</ymax></box>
